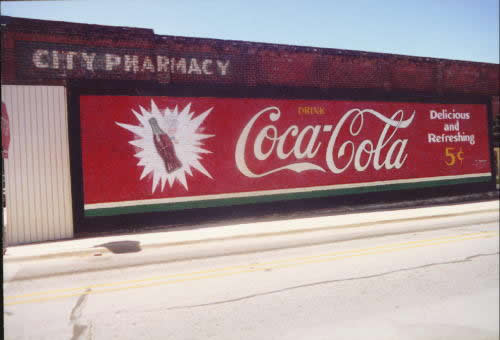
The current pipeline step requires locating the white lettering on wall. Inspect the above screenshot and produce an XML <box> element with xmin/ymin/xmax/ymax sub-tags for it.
<box><xmin>202</xmin><ymin>59</ymin><xmax>213</xmax><ymax>75</ymax></box>
<box><xmin>124</xmin><ymin>55</ymin><xmax>139</xmax><ymax>73</ymax></box>
<box><xmin>216</xmin><ymin>60</ymin><xmax>230</xmax><ymax>75</ymax></box>
<box><xmin>142</xmin><ymin>56</ymin><xmax>155</xmax><ymax>72</ymax></box>
<box><xmin>105</xmin><ymin>54</ymin><xmax>121</xmax><ymax>71</ymax></box>
<box><xmin>235</xmin><ymin>107</ymin><xmax>416</xmax><ymax>178</ymax></box>
<box><xmin>157</xmin><ymin>56</ymin><xmax>169</xmax><ymax>72</ymax></box>
<box><xmin>65</xmin><ymin>51</ymin><xmax>78</xmax><ymax>70</ymax></box>
<box><xmin>188</xmin><ymin>58</ymin><xmax>202</xmax><ymax>74</ymax></box>
<box><xmin>30</xmin><ymin>49</ymin><xmax>231</xmax><ymax>77</ymax></box>
<box><xmin>81</xmin><ymin>52</ymin><xmax>96</xmax><ymax>71</ymax></box>
<box><xmin>33</xmin><ymin>49</ymin><xmax>49</xmax><ymax>68</ymax></box>
<box><xmin>325</xmin><ymin>109</ymin><xmax>414</xmax><ymax>174</ymax></box>
<box><xmin>51</xmin><ymin>51</ymin><xmax>59</xmax><ymax>69</ymax></box>
<box><xmin>176</xmin><ymin>58</ymin><xmax>187</xmax><ymax>74</ymax></box>
<box><xmin>235</xmin><ymin>107</ymin><xmax>326</xmax><ymax>178</ymax></box>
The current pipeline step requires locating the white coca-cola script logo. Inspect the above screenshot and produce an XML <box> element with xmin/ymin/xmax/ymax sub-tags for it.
<box><xmin>235</xmin><ymin>107</ymin><xmax>415</xmax><ymax>178</ymax></box>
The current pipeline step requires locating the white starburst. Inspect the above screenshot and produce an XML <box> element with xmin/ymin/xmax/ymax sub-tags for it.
<box><xmin>116</xmin><ymin>100</ymin><xmax>214</xmax><ymax>193</ymax></box>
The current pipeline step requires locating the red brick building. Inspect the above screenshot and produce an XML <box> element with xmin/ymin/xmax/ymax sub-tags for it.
<box><xmin>1</xmin><ymin>16</ymin><xmax>498</xmax><ymax>245</ymax></box>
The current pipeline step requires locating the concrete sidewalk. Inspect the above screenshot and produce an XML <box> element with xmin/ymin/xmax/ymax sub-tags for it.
<box><xmin>4</xmin><ymin>200</ymin><xmax>499</xmax><ymax>263</ymax></box>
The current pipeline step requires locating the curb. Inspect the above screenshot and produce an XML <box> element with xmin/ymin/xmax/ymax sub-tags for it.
<box><xmin>4</xmin><ymin>203</ymin><xmax>499</xmax><ymax>263</ymax></box>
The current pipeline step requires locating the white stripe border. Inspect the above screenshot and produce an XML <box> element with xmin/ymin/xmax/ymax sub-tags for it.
<box><xmin>84</xmin><ymin>173</ymin><xmax>492</xmax><ymax>210</ymax></box>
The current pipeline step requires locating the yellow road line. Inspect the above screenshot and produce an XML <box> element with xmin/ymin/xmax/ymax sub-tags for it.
<box><xmin>5</xmin><ymin>230</ymin><xmax>498</xmax><ymax>306</ymax></box>
<box><xmin>6</xmin><ymin>229</ymin><xmax>497</xmax><ymax>300</ymax></box>
<box><xmin>5</xmin><ymin>230</ymin><xmax>498</xmax><ymax>301</ymax></box>
<box><xmin>6</xmin><ymin>233</ymin><xmax>497</xmax><ymax>305</ymax></box>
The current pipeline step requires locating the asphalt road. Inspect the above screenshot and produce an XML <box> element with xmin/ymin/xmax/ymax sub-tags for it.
<box><xmin>4</xmin><ymin>219</ymin><xmax>499</xmax><ymax>340</ymax></box>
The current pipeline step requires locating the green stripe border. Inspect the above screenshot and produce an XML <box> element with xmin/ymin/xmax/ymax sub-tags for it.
<box><xmin>84</xmin><ymin>176</ymin><xmax>491</xmax><ymax>217</ymax></box>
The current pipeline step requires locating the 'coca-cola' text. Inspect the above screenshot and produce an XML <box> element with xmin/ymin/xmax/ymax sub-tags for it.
<box><xmin>235</xmin><ymin>107</ymin><xmax>416</xmax><ymax>178</ymax></box>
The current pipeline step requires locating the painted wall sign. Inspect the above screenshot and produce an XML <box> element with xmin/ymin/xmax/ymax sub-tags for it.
<box><xmin>16</xmin><ymin>41</ymin><xmax>230</xmax><ymax>80</ymax></box>
<box><xmin>79</xmin><ymin>96</ymin><xmax>492</xmax><ymax>216</ymax></box>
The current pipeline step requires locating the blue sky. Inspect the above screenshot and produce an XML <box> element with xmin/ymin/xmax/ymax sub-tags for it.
<box><xmin>1</xmin><ymin>0</ymin><xmax>499</xmax><ymax>64</ymax></box>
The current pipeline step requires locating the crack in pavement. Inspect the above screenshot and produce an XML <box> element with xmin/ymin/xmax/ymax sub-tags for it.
<box><xmin>165</xmin><ymin>252</ymin><xmax>499</xmax><ymax>311</ymax></box>
<box><xmin>69</xmin><ymin>288</ymin><xmax>92</xmax><ymax>340</ymax></box>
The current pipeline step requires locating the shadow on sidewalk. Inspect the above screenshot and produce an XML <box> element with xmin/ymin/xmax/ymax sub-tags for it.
<box><xmin>94</xmin><ymin>240</ymin><xmax>142</xmax><ymax>254</ymax></box>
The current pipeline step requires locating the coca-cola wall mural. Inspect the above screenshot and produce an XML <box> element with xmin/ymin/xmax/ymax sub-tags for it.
<box><xmin>79</xmin><ymin>96</ymin><xmax>492</xmax><ymax>217</ymax></box>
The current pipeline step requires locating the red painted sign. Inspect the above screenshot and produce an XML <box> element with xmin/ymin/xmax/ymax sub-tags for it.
<box><xmin>79</xmin><ymin>96</ymin><xmax>492</xmax><ymax>216</ymax></box>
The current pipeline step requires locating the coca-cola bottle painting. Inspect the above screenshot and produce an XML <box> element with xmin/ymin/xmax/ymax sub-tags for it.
<box><xmin>149</xmin><ymin>117</ymin><xmax>182</xmax><ymax>173</ymax></box>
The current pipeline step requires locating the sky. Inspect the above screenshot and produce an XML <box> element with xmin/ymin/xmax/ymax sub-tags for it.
<box><xmin>1</xmin><ymin>0</ymin><xmax>499</xmax><ymax>64</ymax></box>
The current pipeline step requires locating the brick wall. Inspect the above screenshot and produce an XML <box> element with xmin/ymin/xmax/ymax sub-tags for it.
<box><xmin>2</xmin><ymin>15</ymin><xmax>499</xmax><ymax>101</ymax></box>
<box><xmin>492</xmin><ymin>96</ymin><xmax>500</xmax><ymax>146</ymax></box>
